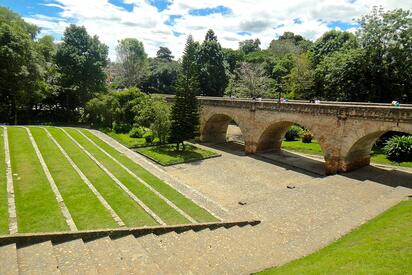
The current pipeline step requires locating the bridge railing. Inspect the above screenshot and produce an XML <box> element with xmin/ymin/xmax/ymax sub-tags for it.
<box><xmin>161</xmin><ymin>94</ymin><xmax>412</xmax><ymax>109</ymax></box>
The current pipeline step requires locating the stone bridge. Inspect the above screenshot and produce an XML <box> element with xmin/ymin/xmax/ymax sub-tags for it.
<box><xmin>166</xmin><ymin>96</ymin><xmax>412</xmax><ymax>175</ymax></box>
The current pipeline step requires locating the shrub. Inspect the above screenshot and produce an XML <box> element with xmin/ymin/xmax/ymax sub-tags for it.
<box><xmin>302</xmin><ymin>130</ymin><xmax>313</xmax><ymax>143</ymax></box>
<box><xmin>285</xmin><ymin>125</ymin><xmax>303</xmax><ymax>141</ymax></box>
<box><xmin>129</xmin><ymin>126</ymin><xmax>147</xmax><ymax>138</ymax></box>
<box><xmin>383</xmin><ymin>135</ymin><xmax>412</xmax><ymax>162</ymax></box>
<box><xmin>112</xmin><ymin>121</ymin><xmax>131</xmax><ymax>133</ymax></box>
<box><xmin>143</xmin><ymin>131</ymin><xmax>154</xmax><ymax>144</ymax></box>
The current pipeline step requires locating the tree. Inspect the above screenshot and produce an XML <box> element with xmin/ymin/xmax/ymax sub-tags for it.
<box><xmin>285</xmin><ymin>53</ymin><xmax>315</xmax><ymax>99</ymax></box>
<box><xmin>143</xmin><ymin>47</ymin><xmax>179</xmax><ymax>94</ymax></box>
<box><xmin>269</xmin><ymin>32</ymin><xmax>312</xmax><ymax>55</ymax></box>
<box><xmin>170</xmin><ymin>35</ymin><xmax>200</xmax><ymax>150</ymax></box>
<box><xmin>0</xmin><ymin>7</ymin><xmax>41</xmax><ymax>124</ymax></box>
<box><xmin>239</xmin><ymin>38</ymin><xmax>261</xmax><ymax>54</ymax></box>
<box><xmin>197</xmin><ymin>29</ymin><xmax>228</xmax><ymax>96</ymax></box>
<box><xmin>222</xmin><ymin>48</ymin><xmax>244</xmax><ymax>74</ymax></box>
<box><xmin>56</xmin><ymin>25</ymin><xmax>108</xmax><ymax>111</ymax></box>
<box><xmin>311</xmin><ymin>30</ymin><xmax>358</xmax><ymax>66</ymax></box>
<box><xmin>156</xmin><ymin>46</ymin><xmax>174</xmax><ymax>61</ymax></box>
<box><xmin>148</xmin><ymin>95</ymin><xmax>171</xmax><ymax>144</ymax></box>
<box><xmin>314</xmin><ymin>48</ymin><xmax>369</xmax><ymax>101</ymax></box>
<box><xmin>228</xmin><ymin>62</ymin><xmax>272</xmax><ymax>98</ymax></box>
<box><xmin>115</xmin><ymin>38</ymin><xmax>147</xmax><ymax>88</ymax></box>
<box><xmin>357</xmin><ymin>7</ymin><xmax>412</xmax><ymax>103</ymax></box>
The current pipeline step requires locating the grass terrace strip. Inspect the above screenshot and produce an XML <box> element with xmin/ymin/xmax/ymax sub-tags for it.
<box><xmin>75</xmin><ymin>128</ymin><xmax>196</xmax><ymax>224</ymax></box>
<box><xmin>84</xmin><ymin>129</ymin><xmax>219</xmax><ymax>223</ymax></box>
<box><xmin>47</xmin><ymin>127</ymin><xmax>157</xmax><ymax>227</ymax></box>
<box><xmin>0</xmin><ymin>128</ymin><xmax>8</xmax><ymax>234</ymax></box>
<box><xmin>64</xmin><ymin>128</ymin><xmax>175</xmax><ymax>225</ymax></box>
<box><xmin>31</xmin><ymin>127</ymin><xmax>119</xmax><ymax>230</ymax></box>
<box><xmin>8</xmin><ymin>127</ymin><xmax>68</xmax><ymax>233</ymax></box>
<box><xmin>25</xmin><ymin>127</ymin><xmax>77</xmax><ymax>231</ymax></box>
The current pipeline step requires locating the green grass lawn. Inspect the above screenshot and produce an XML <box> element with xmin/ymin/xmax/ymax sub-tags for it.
<box><xmin>82</xmin><ymin>129</ymin><xmax>219</xmax><ymax>223</ymax></box>
<box><xmin>258</xmin><ymin>199</ymin><xmax>412</xmax><ymax>274</ymax></box>
<box><xmin>8</xmin><ymin>127</ymin><xmax>68</xmax><ymax>233</ymax></box>
<box><xmin>136</xmin><ymin>143</ymin><xmax>220</xmax><ymax>166</ymax></box>
<box><xmin>0</xmin><ymin>126</ymin><xmax>218</xmax><ymax>234</ymax></box>
<box><xmin>0</xmin><ymin>128</ymin><xmax>9</xmax><ymax>234</ymax></box>
<box><xmin>103</xmin><ymin>131</ymin><xmax>147</xmax><ymax>148</ymax></box>
<box><xmin>282</xmin><ymin>139</ymin><xmax>412</xmax><ymax>168</ymax></box>
<box><xmin>30</xmin><ymin>127</ymin><xmax>118</xmax><ymax>230</ymax></box>
<box><xmin>65</xmin><ymin>128</ymin><xmax>189</xmax><ymax>225</ymax></box>
<box><xmin>48</xmin><ymin>127</ymin><xmax>157</xmax><ymax>227</ymax></box>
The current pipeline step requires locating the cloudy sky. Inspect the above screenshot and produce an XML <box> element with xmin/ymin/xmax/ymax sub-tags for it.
<box><xmin>1</xmin><ymin>0</ymin><xmax>411</xmax><ymax>60</ymax></box>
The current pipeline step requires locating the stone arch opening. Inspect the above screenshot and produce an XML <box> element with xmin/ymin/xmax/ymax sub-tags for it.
<box><xmin>256</xmin><ymin>121</ymin><xmax>326</xmax><ymax>155</ymax></box>
<box><xmin>200</xmin><ymin>114</ymin><xmax>244</xmax><ymax>144</ymax></box>
<box><xmin>342</xmin><ymin>130</ymin><xmax>412</xmax><ymax>171</ymax></box>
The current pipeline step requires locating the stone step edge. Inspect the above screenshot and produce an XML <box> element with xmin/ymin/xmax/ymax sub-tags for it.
<box><xmin>0</xmin><ymin>220</ymin><xmax>261</xmax><ymax>246</ymax></box>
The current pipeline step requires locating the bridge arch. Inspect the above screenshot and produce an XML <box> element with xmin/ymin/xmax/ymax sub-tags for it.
<box><xmin>255</xmin><ymin>119</ymin><xmax>328</xmax><ymax>156</ymax></box>
<box><xmin>339</xmin><ymin>123</ymin><xmax>412</xmax><ymax>171</ymax></box>
<box><xmin>200</xmin><ymin>112</ymin><xmax>246</xmax><ymax>144</ymax></box>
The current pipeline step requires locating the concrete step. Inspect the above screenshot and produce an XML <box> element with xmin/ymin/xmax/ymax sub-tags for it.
<box><xmin>85</xmin><ymin>236</ymin><xmax>130</xmax><ymax>274</ymax></box>
<box><xmin>138</xmin><ymin>231</ymin><xmax>180</xmax><ymax>273</ymax></box>
<box><xmin>53</xmin><ymin>239</ymin><xmax>98</xmax><ymax>275</ymax></box>
<box><xmin>0</xmin><ymin>244</ymin><xmax>18</xmax><ymax>275</ymax></box>
<box><xmin>111</xmin><ymin>234</ymin><xmax>162</xmax><ymax>274</ymax></box>
<box><xmin>17</xmin><ymin>241</ymin><xmax>60</xmax><ymax>274</ymax></box>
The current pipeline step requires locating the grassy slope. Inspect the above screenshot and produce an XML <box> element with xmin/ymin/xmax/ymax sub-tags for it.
<box><xmin>259</xmin><ymin>199</ymin><xmax>412</xmax><ymax>274</ymax></box>
<box><xmin>103</xmin><ymin>131</ymin><xmax>146</xmax><ymax>148</ymax></box>
<box><xmin>8</xmin><ymin>127</ymin><xmax>68</xmax><ymax>233</ymax></box>
<box><xmin>136</xmin><ymin>143</ymin><xmax>219</xmax><ymax>166</ymax></box>
<box><xmin>282</xmin><ymin>140</ymin><xmax>412</xmax><ymax>167</ymax></box>
<box><xmin>65</xmin><ymin>128</ymin><xmax>189</xmax><ymax>225</ymax></box>
<box><xmin>30</xmin><ymin>127</ymin><xmax>118</xmax><ymax>230</ymax></box>
<box><xmin>0</xmin><ymin>128</ymin><xmax>8</xmax><ymax>234</ymax></box>
<box><xmin>48</xmin><ymin>127</ymin><xmax>157</xmax><ymax>227</ymax></box>
<box><xmin>82</xmin><ymin>129</ymin><xmax>218</xmax><ymax>223</ymax></box>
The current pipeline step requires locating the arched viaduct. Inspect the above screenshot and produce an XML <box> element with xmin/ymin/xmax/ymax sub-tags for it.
<box><xmin>196</xmin><ymin>98</ymin><xmax>412</xmax><ymax>175</ymax></box>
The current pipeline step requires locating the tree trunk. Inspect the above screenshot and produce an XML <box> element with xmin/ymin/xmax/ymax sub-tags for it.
<box><xmin>176</xmin><ymin>142</ymin><xmax>179</xmax><ymax>151</ymax></box>
<box><xmin>182</xmin><ymin>141</ymin><xmax>185</xmax><ymax>151</ymax></box>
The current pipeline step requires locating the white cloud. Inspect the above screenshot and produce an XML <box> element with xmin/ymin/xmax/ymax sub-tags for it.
<box><xmin>26</xmin><ymin>0</ymin><xmax>412</xmax><ymax>60</ymax></box>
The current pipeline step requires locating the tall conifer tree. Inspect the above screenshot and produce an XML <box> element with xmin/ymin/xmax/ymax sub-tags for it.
<box><xmin>170</xmin><ymin>35</ymin><xmax>200</xmax><ymax>150</ymax></box>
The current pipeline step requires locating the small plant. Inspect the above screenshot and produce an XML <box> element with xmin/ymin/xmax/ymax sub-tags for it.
<box><xmin>129</xmin><ymin>126</ymin><xmax>147</xmax><ymax>138</ymax></box>
<box><xmin>383</xmin><ymin>135</ymin><xmax>412</xmax><ymax>162</ymax></box>
<box><xmin>302</xmin><ymin>130</ymin><xmax>313</xmax><ymax>143</ymax></box>
<box><xmin>285</xmin><ymin>125</ymin><xmax>303</xmax><ymax>141</ymax></box>
<box><xmin>143</xmin><ymin>131</ymin><xmax>154</xmax><ymax>144</ymax></box>
<box><xmin>112</xmin><ymin>121</ymin><xmax>131</xmax><ymax>133</ymax></box>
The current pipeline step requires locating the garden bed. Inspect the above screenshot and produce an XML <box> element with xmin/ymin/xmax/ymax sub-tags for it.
<box><xmin>135</xmin><ymin>143</ymin><xmax>220</xmax><ymax>166</ymax></box>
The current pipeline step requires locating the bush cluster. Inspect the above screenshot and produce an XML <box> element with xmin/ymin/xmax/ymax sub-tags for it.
<box><xmin>383</xmin><ymin>136</ymin><xmax>412</xmax><ymax>162</ymax></box>
<box><xmin>285</xmin><ymin>125</ymin><xmax>303</xmax><ymax>141</ymax></box>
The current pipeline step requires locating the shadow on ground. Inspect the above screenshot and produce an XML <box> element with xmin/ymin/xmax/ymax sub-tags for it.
<box><xmin>200</xmin><ymin>141</ymin><xmax>412</xmax><ymax>190</ymax></box>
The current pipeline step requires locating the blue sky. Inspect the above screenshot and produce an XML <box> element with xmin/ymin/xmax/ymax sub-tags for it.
<box><xmin>0</xmin><ymin>0</ymin><xmax>409</xmax><ymax>59</ymax></box>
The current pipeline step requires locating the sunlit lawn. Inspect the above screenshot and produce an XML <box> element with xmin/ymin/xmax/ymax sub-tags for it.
<box><xmin>136</xmin><ymin>143</ymin><xmax>220</xmax><ymax>166</ymax></box>
<box><xmin>258</xmin><ymin>199</ymin><xmax>412</xmax><ymax>274</ymax></box>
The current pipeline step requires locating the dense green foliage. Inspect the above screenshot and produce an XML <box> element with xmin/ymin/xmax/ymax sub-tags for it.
<box><xmin>383</xmin><ymin>135</ymin><xmax>412</xmax><ymax>162</ymax></box>
<box><xmin>56</xmin><ymin>25</ymin><xmax>108</xmax><ymax>111</ymax></box>
<box><xmin>115</xmin><ymin>38</ymin><xmax>147</xmax><ymax>88</ymax></box>
<box><xmin>284</xmin><ymin>125</ymin><xmax>303</xmax><ymax>141</ymax></box>
<box><xmin>0</xmin><ymin>5</ymin><xmax>411</xmax><ymax>128</ymax></box>
<box><xmin>197</xmin><ymin>30</ymin><xmax>228</xmax><ymax>96</ymax></box>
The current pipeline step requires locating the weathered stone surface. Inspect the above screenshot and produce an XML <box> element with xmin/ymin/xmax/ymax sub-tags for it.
<box><xmin>195</xmin><ymin>98</ymin><xmax>412</xmax><ymax>174</ymax></box>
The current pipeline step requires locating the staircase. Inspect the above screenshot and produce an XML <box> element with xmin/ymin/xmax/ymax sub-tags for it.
<box><xmin>0</xmin><ymin>181</ymin><xmax>410</xmax><ymax>274</ymax></box>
